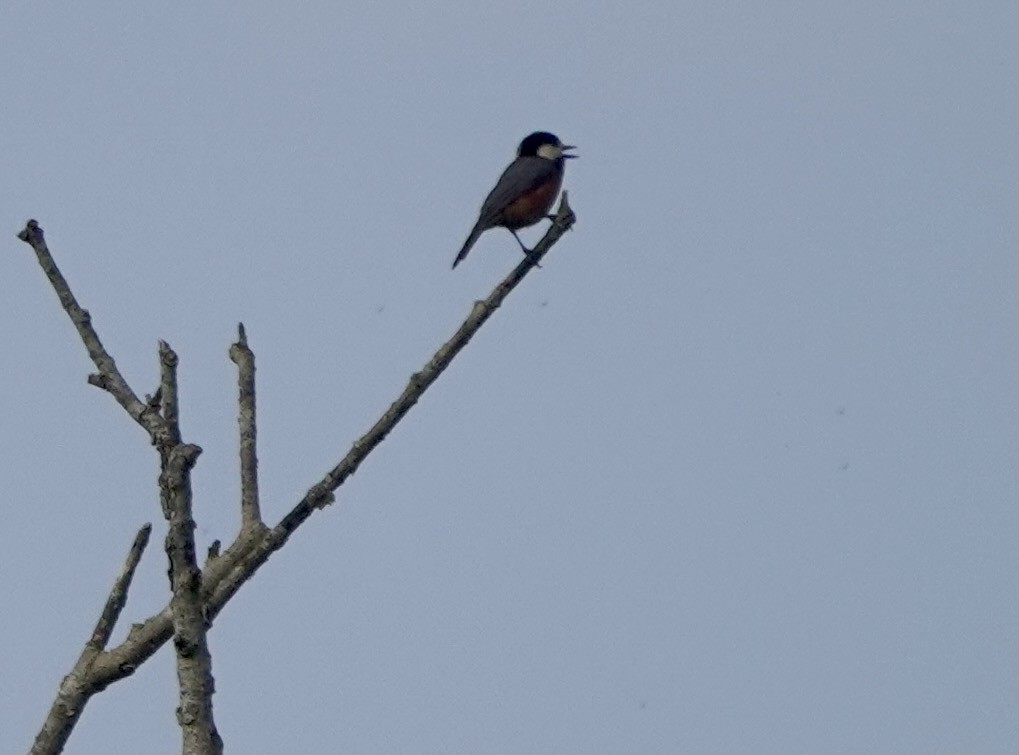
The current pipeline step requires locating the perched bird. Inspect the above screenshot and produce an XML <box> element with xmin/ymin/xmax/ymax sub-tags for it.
<box><xmin>452</xmin><ymin>131</ymin><xmax>577</xmax><ymax>269</ymax></box>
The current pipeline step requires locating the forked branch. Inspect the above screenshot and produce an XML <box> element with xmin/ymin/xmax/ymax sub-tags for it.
<box><xmin>18</xmin><ymin>193</ymin><xmax>576</xmax><ymax>753</ymax></box>
<box><xmin>30</xmin><ymin>524</ymin><xmax>152</xmax><ymax>755</ymax></box>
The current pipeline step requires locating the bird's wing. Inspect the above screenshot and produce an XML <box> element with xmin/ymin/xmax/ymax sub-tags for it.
<box><xmin>477</xmin><ymin>157</ymin><xmax>559</xmax><ymax>226</ymax></box>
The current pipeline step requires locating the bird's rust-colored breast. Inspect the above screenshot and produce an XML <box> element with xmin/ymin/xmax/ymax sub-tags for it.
<box><xmin>500</xmin><ymin>172</ymin><xmax>564</xmax><ymax>229</ymax></box>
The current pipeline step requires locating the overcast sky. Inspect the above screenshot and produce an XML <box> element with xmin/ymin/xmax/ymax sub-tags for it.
<box><xmin>1</xmin><ymin>2</ymin><xmax>1016</xmax><ymax>753</ymax></box>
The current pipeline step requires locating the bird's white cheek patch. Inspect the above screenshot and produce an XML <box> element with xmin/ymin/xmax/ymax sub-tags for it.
<box><xmin>536</xmin><ymin>143</ymin><xmax>563</xmax><ymax>160</ymax></box>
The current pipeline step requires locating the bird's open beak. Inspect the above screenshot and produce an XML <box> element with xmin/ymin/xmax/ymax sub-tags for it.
<box><xmin>562</xmin><ymin>145</ymin><xmax>578</xmax><ymax>158</ymax></box>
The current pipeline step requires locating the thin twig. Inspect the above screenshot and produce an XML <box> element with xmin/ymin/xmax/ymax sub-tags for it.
<box><xmin>90</xmin><ymin>524</ymin><xmax>153</xmax><ymax>651</ymax></box>
<box><xmin>16</xmin><ymin>220</ymin><xmax>174</xmax><ymax>449</ymax></box>
<box><xmin>30</xmin><ymin>524</ymin><xmax>153</xmax><ymax>755</ymax></box>
<box><xmin>229</xmin><ymin>323</ymin><xmax>261</xmax><ymax>528</ymax></box>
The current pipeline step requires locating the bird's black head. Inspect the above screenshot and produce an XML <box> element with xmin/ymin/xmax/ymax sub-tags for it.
<box><xmin>517</xmin><ymin>131</ymin><xmax>577</xmax><ymax>160</ymax></box>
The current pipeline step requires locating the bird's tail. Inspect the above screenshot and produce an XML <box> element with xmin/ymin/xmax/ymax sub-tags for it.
<box><xmin>452</xmin><ymin>223</ymin><xmax>484</xmax><ymax>269</ymax></box>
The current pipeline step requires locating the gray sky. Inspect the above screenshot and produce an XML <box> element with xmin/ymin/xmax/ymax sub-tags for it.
<box><xmin>2</xmin><ymin>2</ymin><xmax>1016</xmax><ymax>753</ymax></box>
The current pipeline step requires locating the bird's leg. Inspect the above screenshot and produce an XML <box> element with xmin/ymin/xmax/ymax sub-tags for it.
<box><xmin>510</xmin><ymin>230</ymin><xmax>542</xmax><ymax>268</ymax></box>
<box><xmin>510</xmin><ymin>229</ymin><xmax>531</xmax><ymax>254</ymax></box>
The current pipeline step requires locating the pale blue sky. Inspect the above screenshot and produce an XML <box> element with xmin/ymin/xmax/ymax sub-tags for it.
<box><xmin>2</xmin><ymin>2</ymin><xmax>1016</xmax><ymax>753</ymax></box>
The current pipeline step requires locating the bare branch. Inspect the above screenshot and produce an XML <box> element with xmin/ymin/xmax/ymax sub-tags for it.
<box><xmin>87</xmin><ymin>194</ymin><xmax>576</xmax><ymax>692</ymax></box>
<box><xmin>162</xmin><ymin>443</ymin><xmax>222</xmax><ymax>754</ymax></box>
<box><xmin>229</xmin><ymin>323</ymin><xmax>261</xmax><ymax>528</ymax></box>
<box><xmin>278</xmin><ymin>192</ymin><xmax>577</xmax><ymax>533</ymax></box>
<box><xmin>30</xmin><ymin>524</ymin><xmax>153</xmax><ymax>755</ymax></box>
<box><xmin>93</xmin><ymin>610</ymin><xmax>175</xmax><ymax>688</ymax></box>
<box><xmin>203</xmin><ymin>192</ymin><xmax>578</xmax><ymax>611</ymax></box>
<box><xmin>17</xmin><ymin>220</ymin><xmax>174</xmax><ymax>449</ymax></box>
<box><xmin>90</xmin><ymin>524</ymin><xmax>153</xmax><ymax>651</ymax></box>
<box><xmin>157</xmin><ymin>339</ymin><xmax>220</xmax><ymax>751</ymax></box>
<box><xmin>25</xmin><ymin>193</ymin><xmax>577</xmax><ymax>750</ymax></box>
<box><xmin>159</xmin><ymin>340</ymin><xmax>182</xmax><ymax>445</ymax></box>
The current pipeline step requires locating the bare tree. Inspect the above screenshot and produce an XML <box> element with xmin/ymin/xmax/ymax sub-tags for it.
<box><xmin>17</xmin><ymin>195</ymin><xmax>575</xmax><ymax>755</ymax></box>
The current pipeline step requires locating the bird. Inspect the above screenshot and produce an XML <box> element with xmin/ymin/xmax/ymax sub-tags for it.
<box><xmin>452</xmin><ymin>131</ymin><xmax>577</xmax><ymax>269</ymax></box>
